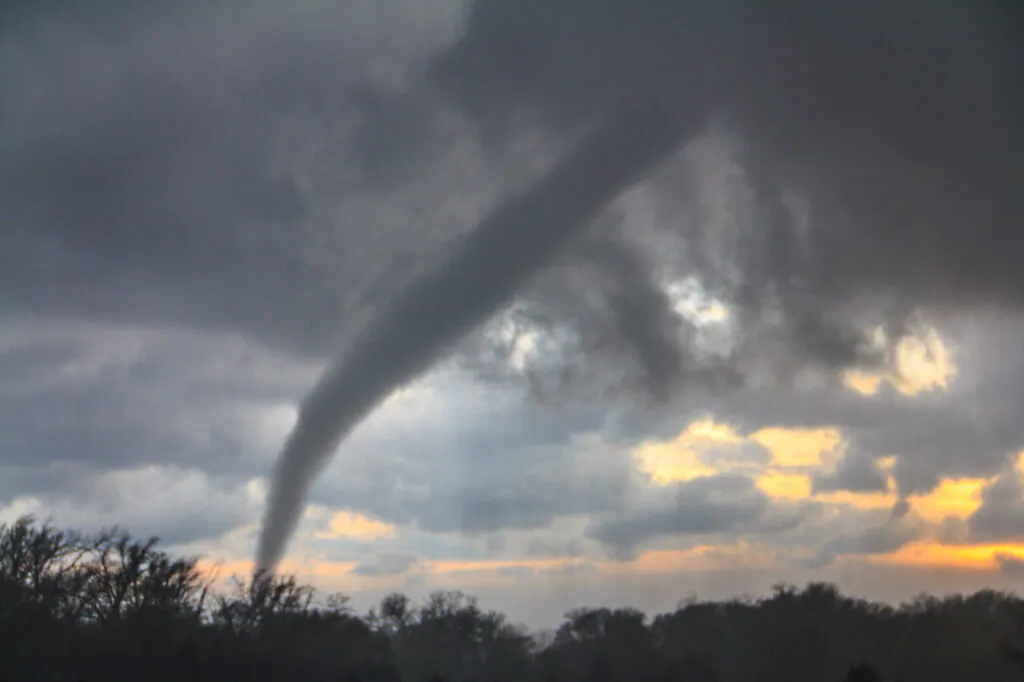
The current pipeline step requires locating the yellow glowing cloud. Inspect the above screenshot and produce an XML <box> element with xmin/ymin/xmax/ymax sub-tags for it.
<box><xmin>816</xmin><ymin>488</ymin><xmax>896</xmax><ymax>510</ymax></box>
<box><xmin>892</xmin><ymin>328</ymin><xmax>955</xmax><ymax>395</ymax></box>
<box><xmin>808</xmin><ymin>473</ymin><xmax>987</xmax><ymax>518</ymax></box>
<box><xmin>871</xmin><ymin>542</ymin><xmax>1024</xmax><ymax>570</ymax></box>
<box><xmin>665</xmin><ymin>279</ymin><xmax>731</xmax><ymax>325</ymax></box>
<box><xmin>843</xmin><ymin>371</ymin><xmax>883</xmax><ymax>396</ymax></box>
<box><xmin>909</xmin><ymin>477</ymin><xmax>989</xmax><ymax>522</ymax></box>
<box><xmin>641</xmin><ymin>420</ymin><xmax>848</xmax><ymax>497</ymax></box>
<box><xmin>756</xmin><ymin>471</ymin><xmax>812</xmax><ymax>500</ymax></box>
<box><xmin>844</xmin><ymin>326</ymin><xmax>956</xmax><ymax>397</ymax></box>
<box><xmin>640</xmin><ymin>419</ymin><xmax>988</xmax><ymax>530</ymax></box>
<box><xmin>757</xmin><ymin>466</ymin><xmax>898</xmax><ymax>509</ymax></box>
<box><xmin>635</xmin><ymin>418</ymin><xmax>739</xmax><ymax>484</ymax></box>
<box><xmin>751</xmin><ymin>427</ymin><xmax>842</xmax><ymax>468</ymax></box>
<box><xmin>686</xmin><ymin>419</ymin><xmax>744</xmax><ymax>443</ymax></box>
<box><xmin>314</xmin><ymin>511</ymin><xmax>397</xmax><ymax>541</ymax></box>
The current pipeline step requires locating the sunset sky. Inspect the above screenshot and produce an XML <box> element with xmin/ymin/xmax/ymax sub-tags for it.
<box><xmin>2</xmin><ymin>1</ymin><xmax>1023</xmax><ymax>629</ymax></box>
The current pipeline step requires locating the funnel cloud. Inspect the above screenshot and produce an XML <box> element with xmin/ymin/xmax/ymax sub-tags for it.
<box><xmin>255</xmin><ymin>98</ymin><xmax>698</xmax><ymax>573</ymax></box>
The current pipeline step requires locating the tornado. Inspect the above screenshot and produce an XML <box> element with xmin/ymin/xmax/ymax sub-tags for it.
<box><xmin>256</xmin><ymin>96</ymin><xmax>700</xmax><ymax>574</ymax></box>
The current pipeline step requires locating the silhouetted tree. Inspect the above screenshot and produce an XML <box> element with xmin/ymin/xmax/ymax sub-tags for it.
<box><xmin>4</xmin><ymin>516</ymin><xmax>1024</xmax><ymax>682</ymax></box>
<box><xmin>843</xmin><ymin>661</ymin><xmax>883</xmax><ymax>682</ymax></box>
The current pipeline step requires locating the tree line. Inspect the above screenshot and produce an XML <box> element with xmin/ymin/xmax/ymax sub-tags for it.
<box><xmin>2</xmin><ymin>516</ymin><xmax>1024</xmax><ymax>681</ymax></box>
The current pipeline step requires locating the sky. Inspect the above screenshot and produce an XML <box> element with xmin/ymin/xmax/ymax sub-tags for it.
<box><xmin>2</xmin><ymin>0</ymin><xmax>1024</xmax><ymax>629</ymax></box>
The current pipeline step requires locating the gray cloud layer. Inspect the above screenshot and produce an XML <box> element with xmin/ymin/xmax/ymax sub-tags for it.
<box><xmin>587</xmin><ymin>474</ymin><xmax>773</xmax><ymax>560</ymax></box>
<box><xmin>3</xmin><ymin>0</ymin><xmax>1024</xmax><ymax>594</ymax></box>
<box><xmin>7</xmin><ymin>1</ymin><xmax>1022</xmax><ymax>403</ymax></box>
<box><xmin>435</xmin><ymin>0</ymin><xmax>1024</xmax><ymax>390</ymax></box>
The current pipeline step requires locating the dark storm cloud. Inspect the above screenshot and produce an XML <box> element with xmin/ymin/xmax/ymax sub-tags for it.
<box><xmin>0</xmin><ymin>462</ymin><xmax>92</xmax><ymax>508</ymax></box>
<box><xmin>967</xmin><ymin>460</ymin><xmax>1024</xmax><ymax>543</ymax></box>
<box><xmin>432</xmin><ymin>0</ymin><xmax>1024</xmax><ymax>391</ymax></box>
<box><xmin>351</xmin><ymin>552</ymin><xmax>420</xmax><ymax>577</ymax></box>
<box><xmin>1</xmin><ymin>461</ymin><xmax>258</xmax><ymax>549</ymax></box>
<box><xmin>0</xmin><ymin>0</ymin><xmax>471</xmax><ymax>358</ymax></box>
<box><xmin>0</xmin><ymin>340</ymin><xmax>80</xmax><ymax>386</ymax></box>
<box><xmin>813</xmin><ymin>451</ymin><xmax>889</xmax><ymax>495</ymax></box>
<box><xmin>5</xmin><ymin>0</ymin><xmax>1022</xmax><ymax>424</ymax></box>
<box><xmin>995</xmin><ymin>553</ymin><xmax>1024</xmax><ymax>580</ymax></box>
<box><xmin>585</xmin><ymin>474</ymin><xmax>772</xmax><ymax>560</ymax></box>
<box><xmin>0</xmin><ymin>318</ymin><xmax>324</xmax><ymax>496</ymax></box>
<box><xmin>525</xmin><ymin>538</ymin><xmax>584</xmax><ymax>559</ymax></box>
<box><xmin>890</xmin><ymin>499</ymin><xmax>911</xmax><ymax>520</ymax></box>
<box><xmin>810</xmin><ymin>514</ymin><xmax>925</xmax><ymax>568</ymax></box>
<box><xmin>571</xmin><ymin>236</ymin><xmax>687</xmax><ymax>404</ymax></box>
<box><xmin>9</xmin><ymin>0</ymin><xmax>1021</xmax><ymax>409</ymax></box>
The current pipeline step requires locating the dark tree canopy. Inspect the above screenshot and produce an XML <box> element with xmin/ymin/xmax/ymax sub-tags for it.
<box><xmin>2</xmin><ymin>517</ymin><xmax>1024</xmax><ymax>681</ymax></box>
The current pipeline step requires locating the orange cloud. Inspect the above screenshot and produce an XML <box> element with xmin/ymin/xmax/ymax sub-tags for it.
<box><xmin>196</xmin><ymin>556</ymin><xmax>313</xmax><ymax>584</ymax></box>
<box><xmin>870</xmin><ymin>542</ymin><xmax>1024</xmax><ymax>570</ymax></box>
<box><xmin>815</xmin><ymin>488</ymin><xmax>896</xmax><ymax>510</ymax></box>
<box><xmin>635</xmin><ymin>418</ymin><xmax>738</xmax><ymax>484</ymax></box>
<box><xmin>751</xmin><ymin>427</ymin><xmax>842</xmax><ymax>468</ymax></box>
<box><xmin>843</xmin><ymin>326</ymin><xmax>956</xmax><ymax>397</ymax></box>
<box><xmin>642</xmin><ymin>420</ymin><xmax>852</xmax><ymax>503</ymax></box>
<box><xmin>909</xmin><ymin>477</ymin><xmax>990</xmax><ymax>522</ymax></box>
<box><xmin>843</xmin><ymin>370</ymin><xmax>884</xmax><ymax>397</ymax></box>
<box><xmin>756</xmin><ymin>470</ymin><xmax>897</xmax><ymax>509</ymax></box>
<box><xmin>314</xmin><ymin>511</ymin><xmax>397</xmax><ymax>541</ymax></box>
<box><xmin>756</xmin><ymin>471</ymin><xmax>812</xmax><ymax>500</ymax></box>
<box><xmin>419</xmin><ymin>557</ymin><xmax>597</xmax><ymax>589</ymax></box>
<box><xmin>891</xmin><ymin>328</ymin><xmax>956</xmax><ymax>395</ymax></box>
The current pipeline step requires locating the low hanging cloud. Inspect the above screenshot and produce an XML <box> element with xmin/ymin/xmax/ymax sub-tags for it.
<box><xmin>813</xmin><ymin>451</ymin><xmax>890</xmax><ymax>496</ymax></box>
<box><xmin>0</xmin><ymin>464</ymin><xmax>261</xmax><ymax>548</ymax></box>
<box><xmin>994</xmin><ymin>553</ymin><xmax>1024</xmax><ymax>580</ymax></box>
<box><xmin>351</xmin><ymin>552</ymin><xmax>421</xmax><ymax>578</ymax></box>
<box><xmin>965</xmin><ymin>460</ymin><xmax>1024</xmax><ymax>544</ymax></box>
<box><xmin>809</xmin><ymin>509</ymin><xmax>928</xmax><ymax>568</ymax></box>
<box><xmin>586</xmin><ymin>474</ymin><xmax>776</xmax><ymax>561</ymax></box>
